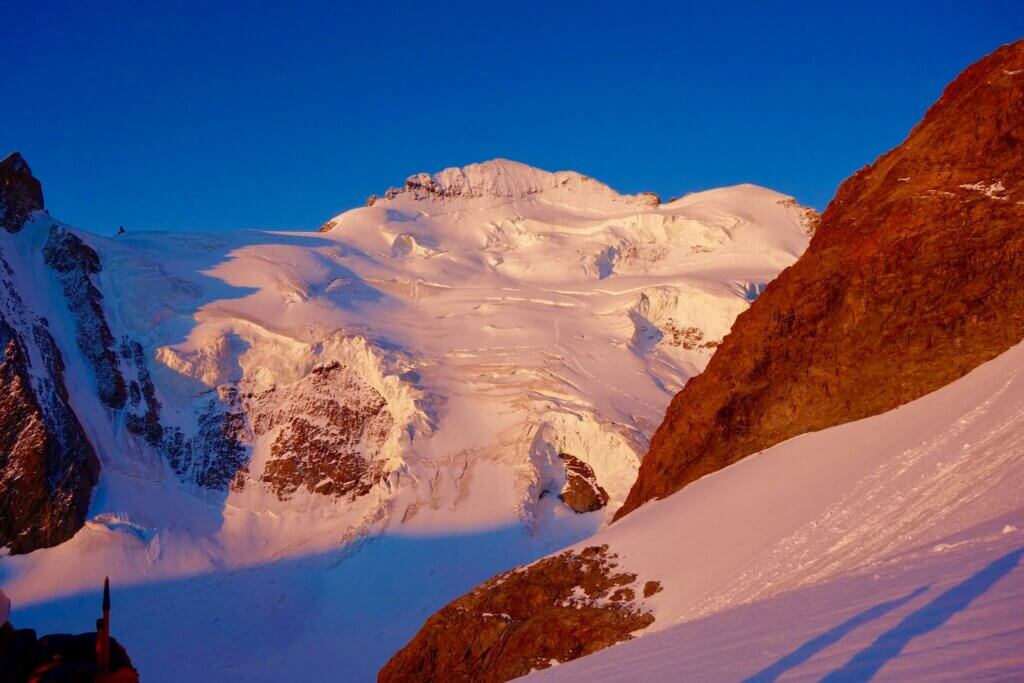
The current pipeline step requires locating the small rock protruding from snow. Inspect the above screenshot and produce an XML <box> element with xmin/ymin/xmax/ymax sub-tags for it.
<box><xmin>558</xmin><ymin>453</ymin><xmax>610</xmax><ymax>514</ymax></box>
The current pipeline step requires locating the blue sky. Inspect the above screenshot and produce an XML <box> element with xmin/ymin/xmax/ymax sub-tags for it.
<box><xmin>3</xmin><ymin>1</ymin><xmax>1022</xmax><ymax>232</ymax></box>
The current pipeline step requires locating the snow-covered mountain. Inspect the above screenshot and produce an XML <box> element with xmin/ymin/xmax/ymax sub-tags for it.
<box><xmin>6</xmin><ymin>41</ymin><xmax>1023</xmax><ymax>683</ymax></box>
<box><xmin>1</xmin><ymin>155</ymin><xmax>814</xmax><ymax>680</ymax></box>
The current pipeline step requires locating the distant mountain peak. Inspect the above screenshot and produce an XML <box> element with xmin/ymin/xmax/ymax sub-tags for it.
<box><xmin>369</xmin><ymin>158</ymin><xmax>661</xmax><ymax>207</ymax></box>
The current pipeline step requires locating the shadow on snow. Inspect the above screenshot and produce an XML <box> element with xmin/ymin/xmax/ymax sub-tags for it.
<box><xmin>820</xmin><ymin>546</ymin><xmax>1024</xmax><ymax>682</ymax></box>
<box><xmin>7</xmin><ymin>523</ymin><xmax>583</xmax><ymax>682</ymax></box>
<box><xmin>743</xmin><ymin>585</ymin><xmax>930</xmax><ymax>683</ymax></box>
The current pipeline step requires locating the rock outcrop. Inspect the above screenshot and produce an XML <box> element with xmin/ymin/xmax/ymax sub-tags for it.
<box><xmin>0</xmin><ymin>157</ymin><xmax>100</xmax><ymax>554</ymax></box>
<box><xmin>163</xmin><ymin>386</ymin><xmax>250</xmax><ymax>492</ymax></box>
<box><xmin>256</xmin><ymin>361</ymin><xmax>395</xmax><ymax>500</ymax></box>
<box><xmin>121</xmin><ymin>337</ymin><xmax>165</xmax><ymax>446</ymax></box>
<box><xmin>43</xmin><ymin>225</ymin><xmax>127</xmax><ymax>409</ymax></box>
<box><xmin>378</xmin><ymin>545</ymin><xmax>655</xmax><ymax>682</ymax></box>
<box><xmin>384</xmin><ymin>159</ymin><xmax>660</xmax><ymax>206</ymax></box>
<box><xmin>0</xmin><ymin>625</ymin><xmax>138</xmax><ymax>682</ymax></box>
<box><xmin>0</xmin><ymin>247</ymin><xmax>99</xmax><ymax>553</ymax></box>
<box><xmin>159</xmin><ymin>346</ymin><xmax>405</xmax><ymax>502</ymax></box>
<box><xmin>558</xmin><ymin>453</ymin><xmax>609</xmax><ymax>513</ymax></box>
<box><xmin>0</xmin><ymin>315</ymin><xmax>99</xmax><ymax>554</ymax></box>
<box><xmin>617</xmin><ymin>39</ymin><xmax>1024</xmax><ymax>519</ymax></box>
<box><xmin>0</xmin><ymin>152</ymin><xmax>44</xmax><ymax>234</ymax></box>
<box><xmin>0</xmin><ymin>586</ymin><xmax>139</xmax><ymax>681</ymax></box>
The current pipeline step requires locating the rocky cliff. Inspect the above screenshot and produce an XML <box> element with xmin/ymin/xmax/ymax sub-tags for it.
<box><xmin>43</xmin><ymin>225</ymin><xmax>128</xmax><ymax>410</ymax></box>
<box><xmin>0</xmin><ymin>152</ymin><xmax>43</xmax><ymax>234</ymax></box>
<box><xmin>617</xmin><ymin>39</ymin><xmax>1024</xmax><ymax>518</ymax></box>
<box><xmin>0</xmin><ymin>159</ymin><xmax>100</xmax><ymax>554</ymax></box>
<box><xmin>381</xmin><ymin>40</ymin><xmax>1024</xmax><ymax>680</ymax></box>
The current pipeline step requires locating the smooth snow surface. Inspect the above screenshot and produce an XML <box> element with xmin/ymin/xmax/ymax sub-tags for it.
<box><xmin>1</xmin><ymin>161</ymin><xmax>812</xmax><ymax>681</ymax></box>
<box><xmin>530</xmin><ymin>340</ymin><xmax>1024</xmax><ymax>681</ymax></box>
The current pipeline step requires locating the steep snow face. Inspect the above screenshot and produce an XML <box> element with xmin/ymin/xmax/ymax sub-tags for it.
<box><xmin>2</xmin><ymin>161</ymin><xmax>811</xmax><ymax>680</ymax></box>
<box><xmin>311</xmin><ymin>165</ymin><xmax>810</xmax><ymax>529</ymax></box>
<box><xmin>528</xmin><ymin>339</ymin><xmax>1024</xmax><ymax>681</ymax></box>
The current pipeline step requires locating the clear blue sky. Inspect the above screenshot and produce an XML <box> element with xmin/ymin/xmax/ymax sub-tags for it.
<box><xmin>3</xmin><ymin>1</ymin><xmax>1022</xmax><ymax>232</ymax></box>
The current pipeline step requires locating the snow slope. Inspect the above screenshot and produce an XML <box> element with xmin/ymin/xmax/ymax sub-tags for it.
<box><xmin>0</xmin><ymin>160</ymin><xmax>813</xmax><ymax>680</ymax></box>
<box><xmin>532</xmin><ymin>518</ymin><xmax>1023</xmax><ymax>682</ymax></box>
<box><xmin>529</xmin><ymin>337</ymin><xmax>1024</xmax><ymax>681</ymax></box>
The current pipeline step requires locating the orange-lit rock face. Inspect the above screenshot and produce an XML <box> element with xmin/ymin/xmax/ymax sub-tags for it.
<box><xmin>378</xmin><ymin>545</ymin><xmax>655</xmax><ymax>683</ymax></box>
<box><xmin>617</xmin><ymin>40</ymin><xmax>1024</xmax><ymax>520</ymax></box>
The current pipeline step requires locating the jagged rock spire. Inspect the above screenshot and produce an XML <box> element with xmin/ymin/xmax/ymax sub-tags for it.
<box><xmin>0</xmin><ymin>152</ymin><xmax>44</xmax><ymax>233</ymax></box>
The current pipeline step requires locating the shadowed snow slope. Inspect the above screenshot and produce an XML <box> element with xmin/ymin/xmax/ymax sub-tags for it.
<box><xmin>1</xmin><ymin>159</ymin><xmax>812</xmax><ymax>681</ymax></box>
<box><xmin>527</xmin><ymin>338</ymin><xmax>1024</xmax><ymax>681</ymax></box>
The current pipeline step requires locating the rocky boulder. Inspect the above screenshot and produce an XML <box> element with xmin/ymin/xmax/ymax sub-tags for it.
<box><xmin>0</xmin><ymin>623</ymin><xmax>138</xmax><ymax>681</ymax></box>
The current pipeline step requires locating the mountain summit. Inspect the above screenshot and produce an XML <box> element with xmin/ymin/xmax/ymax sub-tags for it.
<box><xmin>325</xmin><ymin>159</ymin><xmax>661</xmax><ymax>225</ymax></box>
<box><xmin>392</xmin><ymin>158</ymin><xmax>659</xmax><ymax>204</ymax></box>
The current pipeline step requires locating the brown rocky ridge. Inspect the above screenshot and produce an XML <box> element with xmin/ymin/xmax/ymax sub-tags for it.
<box><xmin>378</xmin><ymin>545</ymin><xmax>655</xmax><ymax>682</ymax></box>
<box><xmin>159</xmin><ymin>352</ymin><xmax>402</xmax><ymax>502</ymax></box>
<box><xmin>381</xmin><ymin>41</ymin><xmax>1024</xmax><ymax>680</ymax></box>
<box><xmin>618</xmin><ymin>39</ymin><xmax>1024</xmax><ymax>518</ymax></box>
